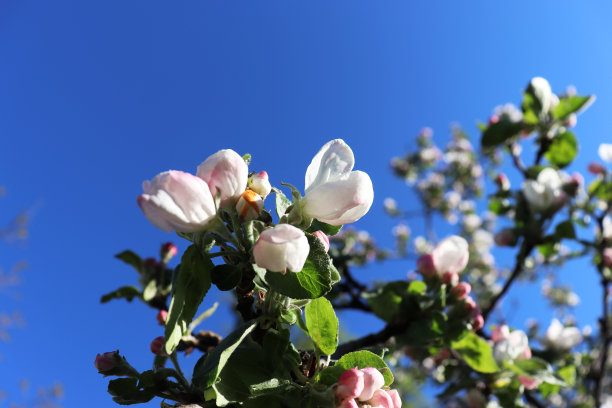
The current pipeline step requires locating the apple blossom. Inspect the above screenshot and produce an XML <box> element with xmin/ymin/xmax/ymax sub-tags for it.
<box><xmin>236</xmin><ymin>189</ymin><xmax>264</xmax><ymax>220</ymax></box>
<box><xmin>95</xmin><ymin>351</ymin><xmax>119</xmax><ymax>372</ymax></box>
<box><xmin>541</xmin><ymin>318</ymin><xmax>582</xmax><ymax>350</ymax></box>
<box><xmin>312</xmin><ymin>230</ymin><xmax>330</xmax><ymax>252</ymax></box>
<box><xmin>522</xmin><ymin>168</ymin><xmax>563</xmax><ymax>213</ymax></box>
<box><xmin>248</xmin><ymin>171</ymin><xmax>271</xmax><ymax>198</ymax></box>
<box><xmin>493</xmin><ymin>330</ymin><xmax>530</xmax><ymax>362</ymax></box>
<box><xmin>358</xmin><ymin>367</ymin><xmax>385</xmax><ymax>402</ymax></box>
<box><xmin>137</xmin><ymin>171</ymin><xmax>217</xmax><ymax>233</ymax></box>
<box><xmin>156</xmin><ymin>310</ymin><xmax>168</xmax><ymax>325</ymax></box>
<box><xmin>519</xmin><ymin>376</ymin><xmax>541</xmax><ymax>390</ymax></box>
<box><xmin>417</xmin><ymin>254</ymin><xmax>436</xmax><ymax>278</ymax></box>
<box><xmin>196</xmin><ymin>149</ymin><xmax>248</xmax><ymax>208</ymax></box>
<box><xmin>450</xmin><ymin>282</ymin><xmax>471</xmax><ymax>300</ymax></box>
<box><xmin>337</xmin><ymin>399</ymin><xmax>359</xmax><ymax>408</ymax></box>
<box><xmin>367</xmin><ymin>389</ymin><xmax>393</xmax><ymax>408</ymax></box>
<box><xmin>432</xmin><ymin>236</ymin><xmax>469</xmax><ymax>275</ymax></box>
<box><xmin>150</xmin><ymin>336</ymin><xmax>166</xmax><ymax>356</ymax></box>
<box><xmin>253</xmin><ymin>224</ymin><xmax>309</xmax><ymax>273</ymax></box>
<box><xmin>599</xmin><ymin>144</ymin><xmax>612</xmax><ymax>163</ymax></box>
<box><xmin>528</xmin><ymin>77</ymin><xmax>554</xmax><ymax>115</ymax></box>
<box><xmin>303</xmin><ymin>139</ymin><xmax>374</xmax><ymax>226</ymax></box>
<box><xmin>336</xmin><ymin>369</ymin><xmax>365</xmax><ymax>400</ymax></box>
<box><xmin>491</xmin><ymin>325</ymin><xmax>510</xmax><ymax>343</ymax></box>
<box><xmin>387</xmin><ymin>389</ymin><xmax>402</xmax><ymax>408</ymax></box>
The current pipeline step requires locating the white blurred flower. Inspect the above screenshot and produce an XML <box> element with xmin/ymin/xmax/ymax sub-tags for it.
<box><xmin>529</xmin><ymin>77</ymin><xmax>554</xmax><ymax>115</ymax></box>
<box><xmin>432</xmin><ymin>236</ymin><xmax>469</xmax><ymax>275</ymax></box>
<box><xmin>493</xmin><ymin>330</ymin><xmax>530</xmax><ymax>362</ymax></box>
<box><xmin>523</xmin><ymin>168</ymin><xmax>563</xmax><ymax>212</ymax></box>
<box><xmin>599</xmin><ymin>144</ymin><xmax>612</xmax><ymax>163</ymax></box>
<box><xmin>473</xmin><ymin>229</ymin><xmax>494</xmax><ymax>254</ymax></box>
<box><xmin>463</xmin><ymin>214</ymin><xmax>482</xmax><ymax>232</ymax></box>
<box><xmin>541</xmin><ymin>319</ymin><xmax>582</xmax><ymax>350</ymax></box>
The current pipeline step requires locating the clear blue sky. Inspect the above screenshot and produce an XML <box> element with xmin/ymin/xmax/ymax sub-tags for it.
<box><xmin>1</xmin><ymin>2</ymin><xmax>611</xmax><ymax>407</ymax></box>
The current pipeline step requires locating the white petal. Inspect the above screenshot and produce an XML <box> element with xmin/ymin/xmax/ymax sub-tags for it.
<box><xmin>305</xmin><ymin>139</ymin><xmax>354</xmax><ymax>193</ymax></box>
<box><xmin>196</xmin><ymin>149</ymin><xmax>248</xmax><ymax>208</ymax></box>
<box><xmin>599</xmin><ymin>144</ymin><xmax>612</xmax><ymax>163</ymax></box>
<box><xmin>432</xmin><ymin>235</ymin><xmax>469</xmax><ymax>275</ymax></box>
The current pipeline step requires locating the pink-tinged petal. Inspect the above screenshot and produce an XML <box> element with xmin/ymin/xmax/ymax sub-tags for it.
<box><xmin>450</xmin><ymin>282</ymin><xmax>471</xmax><ymax>300</ymax></box>
<box><xmin>335</xmin><ymin>369</ymin><xmax>365</xmax><ymax>400</ymax></box>
<box><xmin>432</xmin><ymin>236</ymin><xmax>469</xmax><ymax>275</ymax></box>
<box><xmin>312</xmin><ymin>230</ymin><xmax>330</xmax><ymax>252</ymax></box>
<box><xmin>249</xmin><ymin>171</ymin><xmax>272</xmax><ymax>198</ymax></box>
<box><xmin>196</xmin><ymin>149</ymin><xmax>248</xmax><ymax>208</ymax></box>
<box><xmin>367</xmin><ymin>389</ymin><xmax>393</xmax><ymax>408</ymax></box>
<box><xmin>387</xmin><ymin>389</ymin><xmax>402</xmax><ymax>408</ymax></box>
<box><xmin>358</xmin><ymin>367</ymin><xmax>385</xmax><ymax>401</ymax></box>
<box><xmin>253</xmin><ymin>224</ymin><xmax>309</xmax><ymax>272</ymax></box>
<box><xmin>337</xmin><ymin>398</ymin><xmax>359</xmax><ymax>408</ymax></box>
<box><xmin>94</xmin><ymin>351</ymin><xmax>119</xmax><ymax>372</ymax></box>
<box><xmin>519</xmin><ymin>376</ymin><xmax>541</xmax><ymax>390</ymax></box>
<box><xmin>305</xmin><ymin>139</ymin><xmax>354</xmax><ymax>193</ymax></box>
<box><xmin>416</xmin><ymin>254</ymin><xmax>436</xmax><ymax>279</ymax></box>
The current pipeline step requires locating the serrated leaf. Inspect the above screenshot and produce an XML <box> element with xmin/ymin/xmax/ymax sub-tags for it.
<box><xmin>553</xmin><ymin>95</ymin><xmax>595</xmax><ymax>120</ymax></box>
<box><xmin>164</xmin><ymin>245</ymin><xmax>213</xmax><ymax>354</ymax></box>
<box><xmin>272</xmin><ymin>188</ymin><xmax>292</xmax><ymax>219</ymax></box>
<box><xmin>100</xmin><ymin>286</ymin><xmax>141</xmax><ymax>303</ymax></box>
<box><xmin>545</xmin><ymin>131</ymin><xmax>577</xmax><ymax>168</ymax></box>
<box><xmin>451</xmin><ymin>332</ymin><xmax>500</xmax><ymax>374</ymax></box>
<box><xmin>305</xmin><ymin>297</ymin><xmax>338</xmax><ymax>355</ymax></box>
<box><xmin>115</xmin><ymin>250</ymin><xmax>143</xmax><ymax>271</ymax></box>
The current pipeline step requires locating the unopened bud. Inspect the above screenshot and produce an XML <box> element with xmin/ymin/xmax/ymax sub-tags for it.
<box><xmin>236</xmin><ymin>189</ymin><xmax>264</xmax><ymax>220</ymax></box>
<box><xmin>472</xmin><ymin>314</ymin><xmax>484</xmax><ymax>331</ymax></box>
<box><xmin>156</xmin><ymin>310</ymin><xmax>168</xmax><ymax>325</ymax></box>
<box><xmin>450</xmin><ymin>282</ymin><xmax>471</xmax><ymax>300</ymax></box>
<box><xmin>95</xmin><ymin>351</ymin><xmax>119</xmax><ymax>372</ymax></box>
<box><xmin>494</xmin><ymin>173</ymin><xmax>510</xmax><ymax>191</ymax></box>
<box><xmin>604</xmin><ymin>248</ymin><xmax>612</xmax><ymax>268</ymax></box>
<box><xmin>249</xmin><ymin>171</ymin><xmax>272</xmax><ymax>198</ymax></box>
<box><xmin>463</xmin><ymin>297</ymin><xmax>477</xmax><ymax>314</ymax></box>
<box><xmin>336</xmin><ymin>369</ymin><xmax>365</xmax><ymax>401</ymax></box>
<box><xmin>488</xmin><ymin>114</ymin><xmax>499</xmax><ymax>125</ymax></box>
<box><xmin>161</xmin><ymin>242</ymin><xmax>178</xmax><ymax>263</ymax></box>
<box><xmin>494</xmin><ymin>228</ymin><xmax>517</xmax><ymax>247</ymax></box>
<box><xmin>150</xmin><ymin>336</ymin><xmax>167</xmax><ymax>356</ymax></box>
<box><xmin>417</xmin><ymin>254</ymin><xmax>436</xmax><ymax>279</ymax></box>
<box><xmin>442</xmin><ymin>271</ymin><xmax>459</xmax><ymax>286</ymax></box>
<box><xmin>312</xmin><ymin>230</ymin><xmax>330</xmax><ymax>252</ymax></box>
<box><xmin>588</xmin><ymin>162</ymin><xmax>606</xmax><ymax>175</ymax></box>
<box><xmin>491</xmin><ymin>324</ymin><xmax>510</xmax><ymax>343</ymax></box>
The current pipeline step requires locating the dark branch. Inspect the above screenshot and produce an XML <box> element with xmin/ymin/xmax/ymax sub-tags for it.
<box><xmin>333</xmin><ymin>322</ymin><xmax>407</xmax><ymax>358</ymax></box>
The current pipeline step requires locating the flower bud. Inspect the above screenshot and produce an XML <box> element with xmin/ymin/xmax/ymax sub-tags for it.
<box><xmin>236</xmin><ymin>190</ymin><xmax>264</xmax><ymax>220</ymax></box>
<box><xmin>494</xmin><ymin>173</ymin><xmax>510</xmax><ymax>191</ymax></box>
<box><xmin>312</xmin><ymin>230</ymin><xmax>330</xmax><ymax>252</ymax></box>
<box><xmin>156</xmin><ymin>310</ymin><xmax>168</xmax><ymax>325</ymax></box>
<box><xmin>336</xmin><ymin>369</ymin><xmax>365</xmax><ymax>401</ymax></box>
<box><xmin>588</xmin><ymin>162</ymin><xmax>606</xmax><ymax>175</ymax></box>
<box><xmin>519</xmin><ymin>376</ymin><xmax>541</xmax><ymax>390</ymax></box>
<box><xmin>337</xmin><ymin>399</ymin><xmax>359</xmax><ymax>408</ymax></box>
<box><xmin>463</xmin><ymin>297</ymin><xmax>477</xmax><ymax>314</ymax></box>
<box><xmin>528</xmin><ymin>77</ymin><xmax>554</xmax><ymax>115</ymax></box>
<box><xmin>150</xmin><ymin>336</ymin><xmax>167</xmax><ymax>356</ymax></box>
<box><xmin>367</xmin><ymin>389</ymin><xmax>394</xmax><ymax>408</ymax></box>
<box><xmin>491</xmin><ymin>324</ymin><xmax>510</xmax><ymax>343</ymax></box>
<box><xmin>442</xmin><ymin>271</ymin><xmax>459</xmax><ymax>286</ymax></box>
<box><xmin>137</xmin><ymin>171</ymin><xmax>217</xmax><ymax>233</ymax></box>
<box><xmin>494</xmin><ymin>228</ymin><xmax>517</xmax><ymax>247</ymax></box>
<box><xmin>432</xmin><ymin>236</ymin><xmax>469</xmax><ymax>275</ymax></box>
<box><xmin>450</xmin><ymin>282</ymin><xmax>471</xmax><ymax>300</ymax></box>
<box><xmin>358</xmin><ymin>367</ymin><xmax>385</xmax><ymax>401</ymax></box>
<box><xmin>604</xmin><ymin>248</ymin><xmax>612</xmax><ymax>267</ymax></box>
<box><xmin>522</xmin><ymin>168</ymin><xmax>563</xmax><ymax>213</ymax></box>
<box><xmin>303</xmin><ymin>139</ymin><xmax>374</xmax><ymax>226</ymax></box>
<box><xmin>253</xmin><ymin>224</ymin><xmax>309</xmax><ymax>273</ymax></box>
<box><xmin>249</xmin><ymin>171</ymin><xmax>272</xmax><ymax>198</ymax></box>
<box><xmin>161</xmin><ymin>242</ymin><xmax>178</xmax><ymax>263</ymax></box>
<box><xmin>488</xmin><ymin>114</ymin><xmax>499</xmax><ymax>125</ymax></box>
<box><xmin>95</xmin><ymin>351</ymin><xmax>119</xmax><ymax>372</ymax></box>
<box><xmin>493</xmin><ymin>330</ymin><xmax>529</xmax><ymax>362</ymax></box>
<box><xmin>416</xmin><ymin>254</ymin><xmax>436</xmax><ymax>279</ymax></box>
<box><xmin>471</xmin><ymin>314</ymin><xmax>484</xmax><ymax>331</ymax></box>
<box><xmin>196</xmin><ymin>149</ymin><xmax>248</xmax><ymax>208</ymax></box>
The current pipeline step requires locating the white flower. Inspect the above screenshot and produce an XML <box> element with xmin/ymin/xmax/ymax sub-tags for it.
<box><xmin>462</xmin><ymin>214</ymin><xmax>482</xmax><ymax>232</ymax></box>
<box><xmin>529</xmin><ymin>77</ymin><xmax>554</xmax><ymax>115</ymax></box>
<box><xmin>432</xmin><ymin>235</ymin><xmax>469</xmax><ymax>275</ymax></box>
<box><xmin>522</xmin><ymin>168</ymin><xmax>563</xmax><ymax>212</ymax></box>
<box><xmin>137</xmin><ymin>171</ymin><xmax>217</xmax><ymax>233</ymax></box>
<box><xmin>542</xmin><ymin>319</ymin><xmax>582</xmax><ymax>350</ymax></box>
<box><xmin>196</xmin><ymin>149</ymin><xmax>248</xmax><ymax>208</ymax></box>
<box><xmin>303</xmin><ymin>139</ymin><xmax>374</xmax><ymax>226</ymax></box>
<box><xmin>253</xmin><ymin>224</ymin><xmax>309</xmax><ymax>273</ymax></box>
<box><xmin>603</xmin><ymin>216</ymin><xmax>612</xmax><ymax>239</ymax></box>
<box><xmin>472</xmin><ymin>229</ymin><xmax>493</xmax><ymax>254</ymax></box>
<box><xmin>599</xmin><ymin>144</ymin><xmax>612</xmax><ymax>163</ymax></box>
<box><xmin>493</xmin><ymin>330</ymin><xmax>530</xmax><ymax>362</ymax></box>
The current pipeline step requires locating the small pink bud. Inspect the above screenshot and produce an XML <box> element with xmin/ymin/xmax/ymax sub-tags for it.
<box><xmin>494</xmin><ymin>228</ymin><xmax>517</xmax><ymax>247</ymax></box>
<box><xmin>249</xmin><ymin>171</ymin><xmax>272</xmax><ymax>198</ymax></box>
<box><xmin>156</xmin><ymin>310</ymin><xmax>168</xmax><ymax>325</ymax></box>
<box><xmin>94</xmin><ymin>351</ymin><xmax>119</xmax><ymax>372</ymax></box>
<box><xmin>491</xmin><ymin>325</ymin><xmax>510</xmax><ymax>343</ymax></box>
<box><xmin>520</xmin><ymin>346</ymin><xmax>532</xmax><ymax>360</ymax></box>
<box><xmin>495</xmin><ymin>173</ymin><xmax>510</xmax><ymax>191</ymax></box>
<box><xmin>450</xmin><ymin>282</ymin><xmax>471</xmax><ymax>300</ymax></box>
<box><xmin>472</xmin><ymin>314</ymin><xmax>484</xmax><ymax>331</ymax></box>
<box><xmin>312</xmin><ymin>230</ymin><xmax>330</xmax><ymax>252</ymax></box>
<box><xmin>358</xmin><ymin>367</ymin><xmax>385</xmax><ymax>401</ymax></box>
<box><xmin>150</xmin><ymin>336</ymin><xmax>167</xmax><ymax>356</ymax></box>
<box><xmin>337</xmin><ymin>399</ymin><xmax>359</xmax><ymax>408</ymax></box>
<box><xmin>387</xmin><ymin>389</ymin><xmax>402</xmax><ymax>408</ymax></box>
<box><xmin>417</xmin><ymin>254</ymin><xmax>437</xmax><ymax>279</ymax></box>
<box><xmin>463</xmin><ymin>297</ymin><xmax>477</xmax><ymax>314</ymax></box>
<box><xmin>161</xmin><ymin>242</ymin><xmax>178</xmax><ymax>263</ymax></box>
<box><xmin>442</xmin><ymin>271</ymin><xmax>459</xmax><ymax>286</ymax></box>
<box><xmin>519</xmin><ymin>375</ymin><xmax>541</xmax><ymax>390</ymax></box>
<box><xmin>336</xmin><ymin>369</ymin><xmax>365</xmax><ymax>401</ymax></box>
<box><xmin>367</xmin><ymin>389</ymin><xmax>394</xmax><ymax>408</ymax></box>
<box><xmin>488</xmin><ymin>114</ymin><xmax>499</xmax><ymax>125</ymax></box>
<box><xmin>604</xmin><ymin>248</ymin><xmax>612</xmax><ymax>267</ymax></box>
<box><xmin>588</xmin><ymin>162</ymin><xmax>606</xmax><ymax>175</ymax></box>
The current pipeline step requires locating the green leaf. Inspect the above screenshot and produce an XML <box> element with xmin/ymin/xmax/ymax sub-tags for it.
<box><xmin>192</xmin><ymin>320</ymin><xmax>258</xmax><ymax>388</ymax></box>
<box><xmin>305</xmin><ymin>297</ymin><xmax>339</xmax><ymax>355</ymax></box>
<box><xmin>558</xmin><ymin>365</ymin><xmax>576</xmax><ymax>386</ymax></box>
<box><xmin>100</xmin><ymin>286</ymin><xmax>141</xmax><ymax>303</ymax></box>
<box><xmin>481</xmin><ymin>120</ymin><xmax>524</xmax><ymax>148</ymax></box>
<box><xmin>307</xmin><ymin>219</ymin><xmax>342</xmax><ymax>236</ymax></box>
<box><xmin>142</xmin><ymin>280</ymin><xmax>157</xmax><ymax>302</ymax></box>
<box><xmin>107</xmin><ymin>378</ymin><xmax>155</xmax><ymax>405</ymax></box>
<box><xmin>555</xmin><ymin>220</ymin><xmax>576</xmax><ymax>240</ymax></box>
<box><xmin>266</xmin><ymin>234</ymin><xmax>332</xmax><ymax>299</ymax></box>
<box><xmin>408</xmin><ymin>280</ymin><xmax>427</xmax><ymax>293</ymax></box>
<box><xmin>363</xmin><ymin>282</ymin><xmax>409</xmax><ymax>322</ymax></box>
<box><xmin>243</xmin><ymin>153</ymin><xmax>252</xmax><ymax>166</ymax></box>
<box><xmin>164</xmin><ymin>245</ymin><xmax>213</xmax><ymax>354</ymax></box>
<box><xmin>451</xmin><ymin>332</ymin><xmax>500</xmax><ymax>374</ymax></box>
<box><xmin>553</xmin><ymin>95</ymin><xmax>595</xmax><ymax>120</ymax></box>
<box><xmin>545</xmin><ymin>131</ymin><xmax>577</xmax><ymax>168</ymax></box>
<box><xmin>318</xmin><ymin>350</ymin><xmax>394</xmax><ymax>387</ymax></box>
<box><xmin>272</xmin><ymin>188</ymin><xmax>292</xmax><ymax>219</ymax></box>
<box><xmin>115</xmin><ymin>250</ymin><xmax>143</xmax><ymax>271</ymax></box>
<box><xmin>522</xmin><ymin>91</ymin><xmax>541</xmax><ymax>125</ymax></box>
<box><xmin>211</xmin><ymin>264</ymin><xmax>243</xmax><ymax>291</ymax></box>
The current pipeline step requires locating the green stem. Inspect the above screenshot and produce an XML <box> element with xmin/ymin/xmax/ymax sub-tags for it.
<box><xmin>169</xmin><ymin>353</ymin><xmax>191</xmax><ymax>390</ymax></box>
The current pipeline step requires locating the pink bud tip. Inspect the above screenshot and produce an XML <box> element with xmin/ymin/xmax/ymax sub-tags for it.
<box><xmin>491</xmin><ymin>324</ymin><xmax>510</xmax><ymax>343</ymax></box>
<box><xmin>519</xmin><ymin>375</ymin><xmax>540</xmax><ymax>390</ymax></box>
<box><xmin>472</xmin><ymin>314</ymin><xmax>484</xmax><ymax>331</ymax></box>
<box><xmin>150</xmin><ymin>336</ymin><xmax>166</xmax><ymax>356</ymax></box>
<box><xmin>161</xmin><ymin>242</ymin><xmax>178</xmax><ymax>260</ymax></box>
<box><xmin>463</xmin><ymin>297</ymin><xmax>477</xmax><ymax>313</ymax></box>
<box><xmin>94</xmin><ymin>351</ymin><xmax>119</xmax><ymax>372</ymax></box>
<box><xmin>312</xmin><ymin>230</ymin><xmax>330</xmax><ymax>252</ymax></box>
<box><xmin>336</xmin><ymin>369</ymin><xmax>365</xmax><ymax>401</ymax></box>
<box><xmin>588</xmin><ymin>162</ymin><xmax>606</xmax><ymax>175</ymax></box>
<box><xmin>442</xmin><ymin>271</ymin><xmax>459</xmax><ymax>286</ymax></box>
<box><xmin>156</xmin><ymin>310</ymin><xmax>168</xmax><ymax>325</ymax></box>
<box><xmin>450</xmin><ymin>282</ymin><xmax>471</xmax><ymax>300</ymax></box>
<box><xmin>416</xmin><ymin>254</ymin><xmax>436</xmax><ymax>279</ymax></box>
<box><xmin>256</xmin><ymin>171</ymin><xmax>269</xmax><ymax>180</ymax></box>
<box><xmin>488</xmin><ymin>114</ymin><xmax>499</xmax><ymax>125</ymax></box>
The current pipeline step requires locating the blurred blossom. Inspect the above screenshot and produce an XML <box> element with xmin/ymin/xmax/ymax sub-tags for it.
<box><xmin>541</xmin><ymin>318</ymin><xmax>582</xmax><ymax>350</ymax></box>
<box><xmin>522</xmin><ymin>168</ymin><xmax>563</xmax><ymax>213</ymax></box>
<box><xmin>599</xmin><ymin>143</ymin><xmax>612</xmax><ymax>163</ymax></box>
<box><xmin>462</xmin><ymin>214</ymin><xmax>481</xmax><ymax>232</ymax></box>
<box><xmin>414</xmin><ymin>236</ymin><xmax>433</xmax><ymax>254</ymax></box>
<box><xmin>494</xmin><ymin>103</ymin><xmax>523</xmax><ymax>123</ymax></box>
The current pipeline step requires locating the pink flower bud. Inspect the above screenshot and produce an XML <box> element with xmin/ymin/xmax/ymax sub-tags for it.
<box><xmin>417</xmin><ymin>254</ymin><xmax>436</xmax><ymax>278</ymax></box>
<box><xmin>387</xmin><ymin>389</ymin><xmax>402</xmax><ymax>408</ymax></box>
<box><xmin>488</xmin><ymin>114</ymin><xmax>499</xmax><ymax>125</ymax></box>
<box><xmin>235</xmin><ymin>190</ymin><xmax>264</xmax><ymax>220</ymax></box>
<box><xmin>249</xmin><ymin>171</ymin><xmax>272</xmax><ymax>198</ymax></box>
<box><xmin>494</xmin><ymin>228</ymin><xmax>517</xmax><ymax>247</ymax></box>
<box><xmin>367</xmin><ymin>389</ymin><xmax>393</xmax><ymax>408</ymax></box>
<box><xmin>337</xmin><ymin>399</ymin><xmax>359</xmax><ymax>408</ymax></box>
<box><xmin>312</xmin><ymin>230</ymin><xmax>330</xmax><ymax>252</ymax></box>
<box><xmin>161</xmin><ymin>242</ymin><xmax>178</xmax><ymax>263</ymax></box>
<box><xmin>196</xmin><ymin>149</ymin><xmax>248</xmax><ymax>208</ymax></box>
<box><xmin>432</xmin><ymin>236</ymin><xmax>469</xmax><ymax>275</ymax></box>
<box><xmin>150</xmin><ymin>336</ymin><xmax>167</xmax><ymax>356</ymax></box>
<box><xmin>520</xmin><ymin>346</ymin><xmax>532</xmax><ymax>360</ymax></box>
<box><xmin>450</xmin><ymin>282</ymin><xmax>471</xmax><ymax>300</ymax></box>
<box><xmin>491</xmin><ymin>325</ymin><xmax>510</xmax><ymax>343</ymax></box>
<box><xmin>253</xmin><ymin>224</ymin><xmax>310</xmax><ymax>273</ymax></box>
<box><xmin>472</xmin><ymin>314</ymin><xmax>484</xmax><ymax>331</ymax></box>
<box><xmin>94</xmin><ymin>351</ymin><xmax>119</xmax><ymax>372</ymax></box>
<box><xmin>604</xmin><ymin>248</ymin><xmax>612</xmax><ymax>267</ymax></box>
<box><xmin>336</xmin><ymin>369</ymin><xmax>365</xmax><ymax>400</ymax></box>
<box><xmin>138</xmin><ymin>170</ymin><xmax>217</xmax><ymax>233</ymax></box>
<box><xmin>463</xmin><ymin>297</ymin><xmax>477</xmax><ymax>314</ymax></box>
<box><xmin>442</xmin><ymin>271</ymin><xmax>459</xmax><ymax>286</ymax></box>
<box><xmin>156</xmin><ymin>310</ymin><xmax>168</xmax><ymax>325</ymax></box>
<box><xmin>358</xmin><ymin>367</ymin><xmax>385</xmax><ymax>401</ymax></box>
<box><xmin>588</xmin><ymin>162</ymin><xmax>606</xmax><ymax>175</ymax></box>
<box><xmin>519</xmin><ymin>375</ymin><xmax>541</xmax><ymax>390</ymax></box>
<box><xmin>495</xmin><ymin>173</ymin><xmax>510</xmax><ymax>191</ymax></box>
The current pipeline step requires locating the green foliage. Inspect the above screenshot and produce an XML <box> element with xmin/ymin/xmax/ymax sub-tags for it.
<box><xmin>164</xmin><ymin>245</ymin><xmax>213</xmax><ymax>354</ymax></box>
<box><xmin>107</xmin><ymin>378</ymin><xmax>154</xmax><ymax>405</ymax></box>
<box><xmin>451</xmin><ymin>332</ymin><xmax>500</xmax><ymax>374</ymax></box>
<box><xmin>481</xmin><ymin>120</ymin><xmax>524</xmax><ymax>148</ymax></box>
<box><xmin>100</xmin><ymin>286</ymin><xmax>141</xmax><ymax>303</ymax></box>
<box><xmin>553</xmin><ymin>95</ymin><xmax>594</xmax><ymax>120</ymax></box>
<box><xmin>545</xmin><ymin>131</ymin><xmax>578</xmax><ymax>168</ymax></box>
<box><xmin>317</xmin><ymin>350</ymin><xmax>394</xmax><ymax>387</ymax></box>
<box><xmin>115</xmin><ymin>250</ymin><xmax>143</xmax><ymax>271</ymax></box>
<box><xmin>272</xmin><ymin>187</ymin><xmax>292</xmax><ymax>219</ymax></box>
<box><xmin>211</xmin><ymin>264</ymin><xmax>243</xmax><ymax>291</ymax></box>
<box><xmin>307</xmin><ymin>219</ymin><xmax>342</xmax><ymax>236</ymax></box>
<box><xmin>305</xmin><ymin>297</ymin><xmax>338</xmax><ymax>355</ymax></box>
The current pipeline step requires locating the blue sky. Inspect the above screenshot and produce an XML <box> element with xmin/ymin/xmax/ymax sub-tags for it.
<box><xmin>1</xmin><ymin>2</ymin><xmax>612</xmax><ymax>407</ymax></box>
